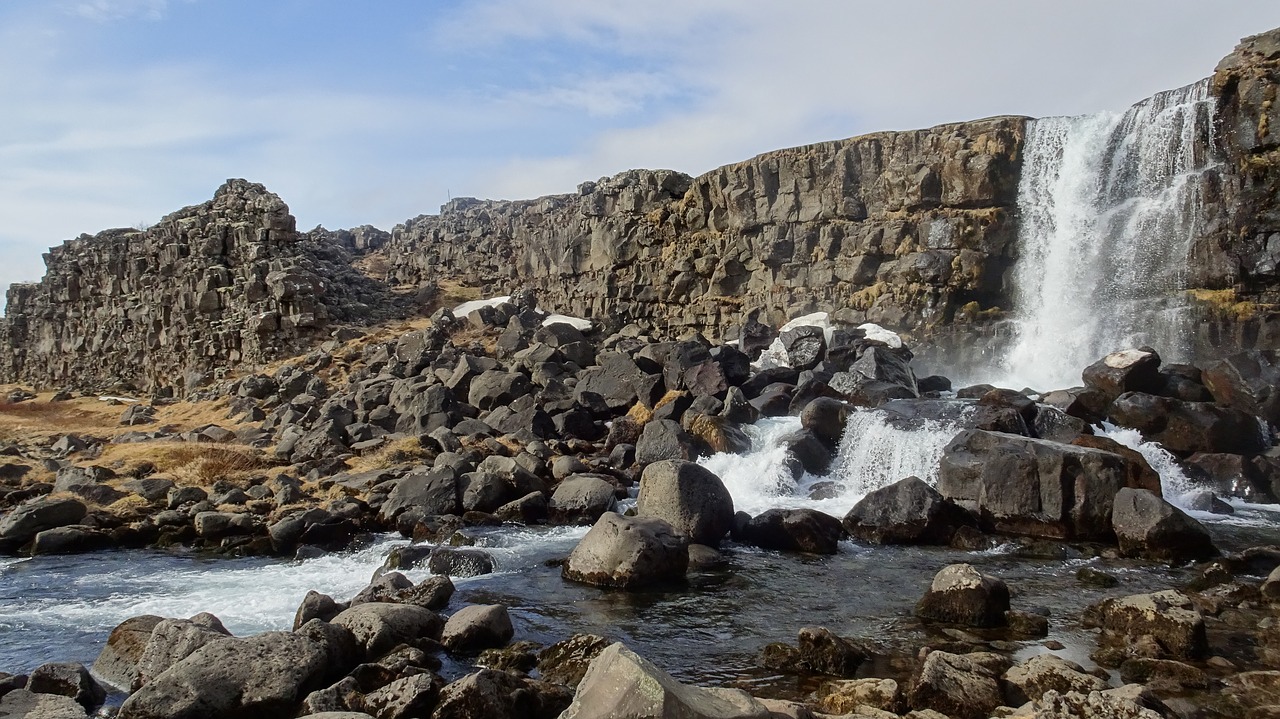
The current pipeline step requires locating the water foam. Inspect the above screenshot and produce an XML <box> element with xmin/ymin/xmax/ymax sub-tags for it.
<box><xmin>1001</xmin><ymin>81</ymin><xmax>1220</xmax><ymax>390</ymax></box>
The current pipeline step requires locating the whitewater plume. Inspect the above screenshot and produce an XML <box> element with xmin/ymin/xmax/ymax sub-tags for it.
<box><xmin>1002</xmin><ymin>80</ymin><xmax>1221</xmax><ymax>390</ymax></box>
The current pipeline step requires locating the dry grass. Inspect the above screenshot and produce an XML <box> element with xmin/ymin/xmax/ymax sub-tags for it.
<box><xmin>343</xmin><ymin>435</ymin><xmax>432</xmax><ymax>473</ymax></box>
<box><xmin>94</xmin><ymin>441</ymin><xmax>273</xmax><ymax>488</ymax></box>
<box><xmin>0</xmin><ymin>392</ymin><xmax>240</xmax><ymax>447</ymax></box>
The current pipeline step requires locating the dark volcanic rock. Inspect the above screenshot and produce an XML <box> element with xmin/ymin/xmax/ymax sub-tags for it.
<box><xmin>734</xmin><ymin>508</ymin><xmax>844</xmax><ymax>554</ymax></box>
<box><xmin>915</xmin><ymin>563</ymin><xmax>1010</xmax><ymax>628</ymax></box>
<box><xmin>843</xmin><ymin>476</ymin><xmax>975</xmax><ymax>545</ymax></box>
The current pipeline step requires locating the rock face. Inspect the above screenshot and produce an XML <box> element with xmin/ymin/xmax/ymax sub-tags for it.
<box><xmin>0</xmin><ymin>180</ymin><xmax>404</xmax><ymax>395</ymax></box>
<box><xmin>560</xmin><ymin>642</ymin><xmax>771</xmax><ymax>719</ymax></box>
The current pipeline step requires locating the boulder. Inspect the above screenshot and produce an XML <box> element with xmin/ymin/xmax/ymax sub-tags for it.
<box><xmin>468</xmin><ymin>370</ymin><xmax>533</xmax><ymax>410</ymax></box>
<box><xmin>1202</xmin><ymin>349</ymin><xmax>1280</xmax><ymax>428</ymax></box>
<box><xmin>430</xmin><ymin>669</ymin><xmax>572</xmax><ymax>719</ymax></box>
<box><xmin>548</xmin><ymin>475</ymin><xmax>617</xmax><ymax>525</ymax></box>
<box><xmin>27</xmin><ymin>662</ymin><xmax>105</xmax><ymax>711</ymax></box>
<box><xmin>361</xmin><ymin>673</ymin><xmax>442</xmax><ymax>719</ymax></box>
<box><xmin>118</xmin><ymin>631</ymin><xmax>334</xmax><ymax>719</ymax></box>
<box><xmin>842</xmin><ymin>476</ymin><xmax>975</xmax><ymax>545</ymax></box>
<box><xmin>779</xmin><ymin>325</ymin><xmax>826</xmax><ymax>371</ymax></box>
<box><xmin>915</xmin><ymin>563</ymin><xmax>1010</xmax><ymax>628</ymax></box>
<box><xmin>635</xmin><ymin>460</ymin><xmax>734</xmax><ymax>545</ymax></box>
<box><xmin>92</xmin><ymin>614</ymin><xmax>163</xmax><ymax>690</ymax></box>
<box><xmin>427</xmin><ymin>547</ymin><xmax>494</xmax><ymax>577</ymax></box>
<box><xmin>294</xmin><ymin>591</ymin><xmax>344</xmax><ymax>629</ymax></box>
<box><xmin>377</xmin><ymin>470</ymin><xmax>460</xmax><ymax>522</ymax></box>
<box><xmin>907</xmin><ymin>651</ymin><xmax>1005</xmax><ymax>719</ymax></box>
<box><xmin>0</xmin><ymin>497</ymin><xmax>87</xmax><ymax>547</ymax></box>
<box><xmin>331</xmin><ymin>603</ymin><xmax>444</xmax><ymax>659</ymax></box>
<box><xmin>937</xmin><ymin>429</ymin><xmax>1131</xmax><ymax>540</ymax></box>
<box><xmin>634</xmin><ymin>419</ymin><xmax>697</xmax><ymax>467</ymax></box>
<box><xmin>537</xmin><ymin>634</ymin><xmax>613</xmax><ymax>688</ymax></box>
<box><xmin>31</xmin><ymin>526</ymin><xmax>110</xmax><ymax>555</ymax></box>
<box><xmin>560</xmin><ymin>642</ymin><xmax>770</xmax><ymax>719</ymax></box>
<box><xmin>1002</xmin><ymin>654</ymin><xmax>1108</xmax><ymax>705</ymax></box>
<box><xmin>1108</xmin><ymin>391</ymin><xmax>1267</xmax><ymax>455</ymax></box>
<box><xmin>734</xmin><ymin>508</ymin><xmax>843</xmax><ymax>554</ymax></box>
<box><xmin>812</xmin><ymin>678</ymin><xmax>903</xmax><ymax>715</ymax></box>
<box><xmin>192</xmin><ymin>511</ymin><xmax>256</xmax><ymax>539</ymax></box>
<box><xmin>799</xmin><ymin>397</ymin><xmax>849</xmax><ymax>448</ymax></box>
<box><xmin>562</xmin><ymin>512</ymin><xmax>688</xmax><ymax>590</ymax></box>
<box><xmin>1082</xmin><ymin>349</ymin><xmax>1164</xmax><ymax>401</ymax></box>
<box><xmin>0</xmin><ymin>689</ymin><xmax>88</xmax><ymax>719</ymax></box>
<box><xmin>1083</xmin><ymin>590</ymin><xmax>1207</xmax><ymax>660</ymax></box>
<box><xmin>441</xmin><ymin>604</ymin><xmax>515</xmax><ymax>654</ymax></box>
<box><xmin>1112</xmin><ymin>488</ymin><xmax>1216</xmax><ymax>562</ymax></box>
<box><xmin>399</xmin><ymin>575</ymin><xmax>456</xmax><ymax>611</ymax></box>
<box><xmin>132</xmin><ymin>617</ymin><xmax>232</xmax><ymax>691</ymax></box>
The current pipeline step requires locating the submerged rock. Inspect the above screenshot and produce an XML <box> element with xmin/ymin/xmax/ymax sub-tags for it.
<box><xmin>915</xmin><ymin>563</ymin><xmax>1010</xmax><ymax>628</ymax></box>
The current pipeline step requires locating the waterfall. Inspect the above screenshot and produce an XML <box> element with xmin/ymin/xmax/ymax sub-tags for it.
<box><xmin>1001</xmin><ymin>80</ymin><xmax>1221</xmax><ymax>391</ymax></box>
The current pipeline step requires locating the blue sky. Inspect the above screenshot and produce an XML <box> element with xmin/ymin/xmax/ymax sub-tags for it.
<box><xmin>2</xmin><ymin>1</ymin><xmax>1279</xmax><ymax>307</ymax></box>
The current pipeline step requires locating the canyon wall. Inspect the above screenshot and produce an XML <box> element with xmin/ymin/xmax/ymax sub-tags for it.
<box><xmin>2</xmin><ymin>28</ymin><xmax>1279</xmax><ymax>394</ymax></box>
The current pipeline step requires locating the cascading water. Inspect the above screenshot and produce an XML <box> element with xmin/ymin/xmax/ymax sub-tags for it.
<box><xmin>1001</xmin><ymin>80</ymin><xmax>1221</xmax><ymax>390</ymax></box>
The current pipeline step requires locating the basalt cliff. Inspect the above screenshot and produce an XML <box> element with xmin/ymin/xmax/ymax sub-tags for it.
<box><xmin>2</xmin><ymin>28</ymin><xmax>1279</xmax><ymax>396</ymax></box>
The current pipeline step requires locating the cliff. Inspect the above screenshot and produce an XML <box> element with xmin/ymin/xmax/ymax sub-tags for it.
<box><xmin>0</xmin><ymin>180</ymin><xmax>405</xmax><ymax>395</ymax></box>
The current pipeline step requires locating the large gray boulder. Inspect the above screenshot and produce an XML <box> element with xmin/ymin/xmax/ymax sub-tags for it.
<box><xmin>92</xmin><ymin>615</ymin><xmax>164</xmax><ymax>690</ymax></box>
<box><xmin>1082</xmin><ymin>348</ymin><xmax>1163</xmax><ymax>402</ymax></box>
<box><xmin>907</xmin><ymin>651</ymin><xmax>1006</xmax><ymax>719</ymax></box>
<box><xmin>937</xmin><ymin>429</ymin><xmax>1130</xmax><ymax>540</ymax></box>
<box><xmin>361</xmin><ymin>673</ymin><xmax>442</xmax><ymax>719</ymax></box>
<box><xmin>117</xmin><ymin>631</ymin><xmax>333</xmax><ymax>719</ymax></box>
<box><xmin>132</xmin><ymin>616</ymin><xmax>232</xmax><ymax>691</ymax></box>
<box><xmin>330</xmin><ymin>603</ymin><xmax>443</xmax><ymax>659</ymax></box>
<box><xmin>441</xmin><ymin>604</ymin><xmax>515</xmax><ymax>654</ymax></box>
<box><xmin>560</xmin><ymin>642</ymin><xmax>771</xmax><ymax>719</ymax></box>
<box><xmin>1082</xmin><ymin>590</ymin><xmax>1207</xmax><ymax>660</ymax></box>
<box><xmin>430</xmin><ymin>669</ymin><xmax>572</xmax><ymax>719</ymax></box>
<box><xmin>843</xmin><ymin>476</ymin><xmax>975</xmax><ymax>545</ymax></box>
<box><xmin>548</xmin><ymin>475</ymin><xmax>617</xmax><ymax>525</ymax></box>
<box><xmin>1112</xmin><ymin>488</ymin><xmax>1217</xmax><ymax>562</ymax></box>
<box><xmin>562</xmin><ymin>512</ymin><xmax>688</xmax><ymax>590</ymax></box>
<box><xmin>1108</xmin><ymin>391</ymin><xmax>1267</xmax><ymax>455</ymax></box>
<box><xmin>635</xmin><ymin>460</ymin><xmax>734</xmax><ymax>545</ymax></box>
<box><xmin>377</xmin><ymin>470</ymin><xmax>460</xmax><ymax>522</ymax></box>
<box><xmin>0</xmin><ymin>689</ymin><xmax>88</xmax><ymax>719</ymax></box>
<box><xmin>634</xmin><ymin>419</ymin><xmax>697</xmax><ymax>467</ymax></box>
<box><xmin>27</xmin><ymin>662</ymin><xmax>105</xmax><ymax>712</ymax></box>
<box><xmin>914</xmin><ymin>563</ymin><xmax>1009</xmax><ymax>628</ymax></box>
<box><xmin>733</xmin><ymin>508</ymin><xmax>844</xmax><ymax>554</ymax></box>
<box><xmin>0</xmin><ymin>497</ymin><xmax>87</xmax><ymax>547</ymax></box>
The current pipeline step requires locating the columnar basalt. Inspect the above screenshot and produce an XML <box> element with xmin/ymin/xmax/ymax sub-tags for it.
<box><xmin>0</xmin><ymin>180</ymin><xmax>403</xmax><ymax>395</ymax></box>
<box><xmin>384</xmin><ymin>118</ymin><xmax>1026</xmax><ymax>342</ymax></box>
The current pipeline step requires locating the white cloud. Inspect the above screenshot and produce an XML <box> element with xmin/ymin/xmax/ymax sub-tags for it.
<box><xmin>64</xmin><ymin>0</ymin><xmax>172</xmax><ymax>22</ymax></box>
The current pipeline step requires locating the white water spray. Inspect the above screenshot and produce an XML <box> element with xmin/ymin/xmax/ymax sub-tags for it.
<box><xmin>1002</xmin><ymin>80</ymin><xmax>1220</xmax><ymax>390</ymax></box>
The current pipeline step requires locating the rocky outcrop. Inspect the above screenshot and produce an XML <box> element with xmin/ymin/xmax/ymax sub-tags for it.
<box><xmin>0</xmin><ymin>180</ymin><xmax>406</xmax><ymax>395</ymax></box>
<box><xmin>382</xmin><ymin>120</ymin><xmax>1025</xmax><ymax>343</ymax></box>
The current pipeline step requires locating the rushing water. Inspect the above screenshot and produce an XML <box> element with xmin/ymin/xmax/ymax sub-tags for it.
<box><xmin>1000</xmin><ymin>80</ymin><xmax>1221</xmax><ymax>391</ymax></box>
<box><xmin>1</xmin><ymin>410</ymin><xmax>1277</xmax><ymax>694</ymax></box>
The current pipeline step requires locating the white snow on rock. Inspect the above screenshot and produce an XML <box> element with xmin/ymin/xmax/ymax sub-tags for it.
<box><xmin>451</xmin><ymin>295</ymin><xmax>510</xmax><ymax>317</ymax></box>
<box><xmin>542</xmin><ymin>314</ymin><xmax>593</xmax><ymax>332</ymax></box>
<box><xmin>858</xmin><ymin>323</ymin><xmax>903</xmax><ymax>349</ymax></box>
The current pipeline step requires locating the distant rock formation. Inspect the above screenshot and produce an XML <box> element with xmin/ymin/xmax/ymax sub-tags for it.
<box><xmin>0</xmin><ymin>180</ymin><xmax>406</xmax><ymax>395</ymax></box>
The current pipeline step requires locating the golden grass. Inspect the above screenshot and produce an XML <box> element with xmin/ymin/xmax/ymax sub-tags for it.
<box><xmin>94</xmin><ymin>442</ymin><xmax>273</xmax><ymax>488</ymax></box>
<box><xmin>0</xmin><ymin>393</ymin><xmax>241</xmax><ymax>447</ymax></box>
<box><xmin>626</xmin><ymin>402</ymin><xmax>654</xmax><ymax>425</ymax></box>
<box><xmin>343</xmin><ymin>435</ymin><xmax>433</xmax><ymax>473</ymax></box>
<box><xmin>1187</xmin><ymin>288</ymin><xmax>1261</xmax><ymax>321</ymax></box>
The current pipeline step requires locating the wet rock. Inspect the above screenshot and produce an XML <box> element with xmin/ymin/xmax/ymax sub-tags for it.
<box><xmin>938</xmin><ymin>429</ymin><xmax>1132</xmax><ymax>540</ymax></box>
<box><xmin>1006</xmin><ymin>610</ymin><xmax>1050</xmax><ymax>637</ymax></box>
<box><xmin>431</xmin><ymin>669</ymin><xmax>572</xmax><ymax>719</ymax></box>
<box><xmin>294</xmin><ymin>591</ymin><xmax>345</xmax><ymax>629</ymax></box>
<box><xmin>1108</xmin><ymin>391</ymin><xmax>1267</xmax><ymax>456</ymax></box>
<box><xmin>798</xmin><ymin>396</ymin><xmax>849</xmax><ymax>448</ymax></box>
<box><xmin>1112</xmin><ymin>488</ymin><xmax>1217</xmax><ymax>562</ymax></box>
<box><xmin>0</xmin><ymin>497</ymin><xmax>87</xmax><ymax>548</ymax></box>
<box><xmin>562</xmin><ymin>512</ymin><xmax>688</xmax><ymax>590</ymax></box>
<box><xmin>441</xmin><ymin>604</ymin><xmax>514</xmax><ymax>654</ymax></box>
<box><xmin>793</xmin><ymin>626</ymin><xmax>868</xmax><ymax>677</ymax></box>
<box><xmin>1002</xmin><ymin>654</ymin><xmax>1108</xmax><ymax>705</ymax></box>
<box><xmin>399</xmin><ymin>575</ymin><xmax>455</xmax><ymax>611</ymax></box>
<box><xmin>537</xmin><ymin>634</ymin><xmax>613</xmax><ymax>688</ymax></box>
<box><xmin>1083</xmin><ymin>590</ymin><xmax>1207</xmax><ymax>660</ymax></box>
<box><xmin>27</xmin><ymin>662</ymin><xmax>106</xmax><ymax>712</ymax></box>
<box><xmin>908</xmin><ymin>651</ymin><xmax>1005</xmax><ymax>719</ymax></box>
<box><xmin>31</xmin><ymin>526</ymin><xmax>110</xmax><ymax>555</ymax></box>
<box><xmin>1118</xmin><ymin>658</ymin><xmax>1210</xmax><ymax>690</ymax></box>
<box><xmin>331</xmin><ymin>603</ymin><xmax>444</xmax><ymax>659</ymax></box>
<box><xmin>813</xmin><ymin>678</ymin><xmax>903</xmax><ymax>715</ymax></box>
<box><xmin>843</xmin><ymin>476</ymin><xmax>975</xmax><ymax>545</ymax></box>
<box><xmin>1184</xmin><ymin>452</ymin><xmax>1276</xmax><ymax>502</ymax></box>
<box><xmin>427</xmin><ymin>547</ymin><xmax>494</xmax><ymax>577</ymax></box>
<box><xmin>1069</xmin><ymin>435</ymin><xmax>1162</xmax><ymax>494</ymax></box>
<box><xmin>494</xmin><ymin>491</ymin><xmax>549</xmax><ymax>524</ymax></box>
<box><xmin>734</xmin><ymin>508</ymin><xmax>844</xmax><ymax>554</ymax></box>
<box><xmin>352</xmin><ymin>572</ymin><xmax>414</xmax><ymax>605</ymax></box>
<box><xmin>560</xmin><ymin>642</ymin><xmax>769</xmax><ymax>719</ymax></box>
<box><xmin>1082</xmin><ymin>349</ymin><xmax>1164</xmax><ymax>402</ymax></box>
<box><xmin>92</xmin><ymin>614</ymin><xmax>163</xmax><ymax>690</ymax></box>
<box><xmin>635</xmin><ymin>459</ymin><xmax>734</xmax><ymax>545</ymax></box>
<box><xmin>915</xmin><ymin>563</ymin><xmax>1010</xmax><ymax>628</ymax></box>
<box><xmin>548</xmin><ymin>475</ymin><xmax>617</xmax><ymax>525</ymax></box>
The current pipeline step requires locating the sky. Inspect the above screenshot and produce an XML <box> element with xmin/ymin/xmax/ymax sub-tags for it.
<box><xmin>1</xmin><ymin>1</ymin><xmax>1279</xmax><ymax>308</ymax></box>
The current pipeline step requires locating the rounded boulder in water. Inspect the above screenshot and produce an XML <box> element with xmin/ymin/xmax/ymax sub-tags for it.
<box><xmin>635</xmin><ymin>460</ymin><xmax>734</xmax><ymax>545</ymax></box>
<box><xmin>915</xmin><ymin>563</ymin><xmax>1010</xmax><ymax>628</ymax></box>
